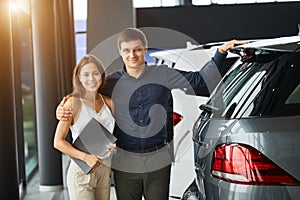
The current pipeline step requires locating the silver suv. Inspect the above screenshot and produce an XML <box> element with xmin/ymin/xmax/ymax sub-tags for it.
<box><xmin>183</xmin><ymin>34</ymin><xmax>300</xmax><ymax>200</ymax></box>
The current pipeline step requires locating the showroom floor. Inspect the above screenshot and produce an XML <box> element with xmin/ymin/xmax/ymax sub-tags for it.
<box><xmin>22</xmin><ymin>155</ymin><xmax>118</xmax><ymax>200</ymax></box>
<box><xmin>22</xmin><ymin>173</ymin><xmax>118</xmax><ymax>200</ymax></box>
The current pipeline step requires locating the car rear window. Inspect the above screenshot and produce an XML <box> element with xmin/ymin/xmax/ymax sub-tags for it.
<box><xmin>208</xmin><ymin>51</ymin><xmax>300</xmax><ymax>118</ymax></box>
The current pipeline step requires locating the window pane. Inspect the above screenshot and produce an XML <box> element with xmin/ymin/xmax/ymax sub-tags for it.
<box><xmin>21</xmin><ymin>25</ymin><xmax>37</xmax><ymax>179</ymax></box>
<box><xmin>73</xmin><ymin>0</ymin><xmax>87</xmax><ymax>20</ymax></box>
<box><xmin>74</xmin><ymin>19</ymin><xmax>86</xmax><ymax>33</ymax></box>
<box><xmin>193</xmin><ymin>0</ymin><xmax>300</xmax><ymax>5</ymax></box>
<box><xmin>15</xmin><ymin>5</ymin><xmax>38</xmax><ymax>178</ymax></box>
<box><xmin>134</xmin><ymin>0</ymin><xmax>163</xmax><ymax>7</ymax></box>
<box><xmin>162</xmin><ymin>0</ymin><xmax>180</xmax><ymax>6</ymax></box>
<box><xmin>75</xmin><ymin>33</ymin><xmax>87</xmax><ymax>62</ymax></box>
<box><xmin>192</xmin><ymin>0</ymin><xmax>212</xmax><ymax>5</ymax></box>
<box><xmin>133</xmin><ymin>0</ymin><xmax>180</xmax><ymax>7</ymax></box>
<box><xmin>285</xmin><ymin>84</ymin><xmax>300</xmax><ymax>104</ymax></box>
<box><xmin>73</xmin><ymin>0</ymin><xmax>87</xmax><ymax>62</ymax></box>
<box><xmin>73</xmin><ymin>0</ymin><xmax>87</xmax><ymax>32</ymax></box>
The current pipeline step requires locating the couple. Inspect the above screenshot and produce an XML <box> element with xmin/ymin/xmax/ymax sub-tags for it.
<box><xmin>54</xmin><ymin>27</ymin><xmax>246</xmax><ymax>200</ymax></box>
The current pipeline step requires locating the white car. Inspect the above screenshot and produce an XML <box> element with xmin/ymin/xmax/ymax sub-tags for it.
<box><xmin>149</xmin><ymin>42</ymin><xmax>239</xmax><ymax>199</ymax></box>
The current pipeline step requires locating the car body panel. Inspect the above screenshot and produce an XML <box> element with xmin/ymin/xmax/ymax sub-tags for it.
<box><xmin>185</xmin><ymin>34</ymin><xmax>300</xmax><ymax>200</ymax></box>
<box><xmin>170</xmin><ymin>89</ymin><xmax>204</xmax><ymax>197</ymax></box>
<box><xmin>226</xmin><ymin>116</ymin><xmax>300</xmax><ymax>181</ymax></box>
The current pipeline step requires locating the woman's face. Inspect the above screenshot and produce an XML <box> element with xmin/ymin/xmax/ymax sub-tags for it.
<box><xmin>79</xmin><ymin>63</ymin><xmax>102</xmax><ymax>93</ymax></box>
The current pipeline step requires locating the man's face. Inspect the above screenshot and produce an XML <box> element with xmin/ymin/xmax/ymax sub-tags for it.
<box><xmin>119</xmin><ymin>39</ymin><xmax>147</xmax><ymax>69</ymax></box>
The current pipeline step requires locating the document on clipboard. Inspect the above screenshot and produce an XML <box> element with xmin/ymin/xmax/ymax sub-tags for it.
<box><xmin>71</xmin><ymin>118</ymin><xmax>116</xmax><ymax>174</ymax></box>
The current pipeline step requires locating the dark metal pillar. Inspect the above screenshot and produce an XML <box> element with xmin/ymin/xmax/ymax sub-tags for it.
<box><xmin>0</xmin><ymin>0</ymin><xmax>19</xmax><ymax>198</ymax></box>
<box><xmin>31</xmin><ymin>0</ymin><xmax>63</xmax><ymax>191</ymax></box>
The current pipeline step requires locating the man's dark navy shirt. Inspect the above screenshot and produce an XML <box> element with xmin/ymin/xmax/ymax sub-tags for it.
<box><xmin>101</xmin><ymin>51</ymin><xmax>227</xmax><ymax>150</ymax></box>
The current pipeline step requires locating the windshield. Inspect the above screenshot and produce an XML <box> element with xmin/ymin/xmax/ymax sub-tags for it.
<box><xmin>207</xmin><ymin>50</ymin><xmax>300</xmax><ymax>118</ymax></box>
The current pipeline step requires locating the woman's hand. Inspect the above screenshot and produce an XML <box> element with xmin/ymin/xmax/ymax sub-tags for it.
<box><xmin>83</xmin><ymin>153</ymin><xmax>102</xmax><ymax>168</ymax></box>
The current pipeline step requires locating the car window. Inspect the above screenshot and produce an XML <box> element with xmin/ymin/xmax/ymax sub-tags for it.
<box><xmin>207</xmin><ymin>61</ymin><xmax>268</xmax><ymax>118</ymax></box>
<box><xmin>208</xmin><ymin>51</ymin><xmax>300</xmax><ymax>118</ymax></box>
<box><xmin>246</xmin><ymin>51</ymin><xmax>300</xmax><ymax>117</ymax></box>
<box><xmin>286</xmin><ymin>84</ymin><xmax>300</xmax><ymax>104</ymax></box>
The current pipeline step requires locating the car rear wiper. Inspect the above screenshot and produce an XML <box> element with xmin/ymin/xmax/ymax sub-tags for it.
<box><xmin>230</xmin><ymin>47</ymin><xmax>288</xmax><ymax>63</ymax></box>
<box><xmin>199</xmin><ymin>104</ymin><xmax>219</xmax><ymax>113</ymax></box>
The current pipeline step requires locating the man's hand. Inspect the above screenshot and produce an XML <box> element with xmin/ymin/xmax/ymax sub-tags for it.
<box><xmin>103</xmin><ymin>143</ymin><xmax>117</xmax><ymax>158</ymax></box>
<box><xmin>56</xmin><ymin>97</ymin><xmax>73</xmax><ymax>121</ymax></box>
<box><xmin>218</xmin><ymin>39</ymin><xmax>249</xmax><ymax>54</ymax></box>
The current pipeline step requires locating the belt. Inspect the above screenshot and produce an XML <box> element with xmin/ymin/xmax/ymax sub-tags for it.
<box><xmin>124</xmin><ymin>142</ymin><xmax>168</xmax><ymax>153</ymax></box>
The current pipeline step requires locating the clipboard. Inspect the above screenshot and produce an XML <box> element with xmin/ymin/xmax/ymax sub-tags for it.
<box><xmin>71</xmin><ymin>118</ymin><xmax>116</xmax><ymax>174</ymax></box>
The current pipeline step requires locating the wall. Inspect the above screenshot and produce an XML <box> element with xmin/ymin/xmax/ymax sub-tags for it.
<box><xmin>136</xmin><ymin>2</ymin><xmax>300</xmax><ymax>48</ymax></box>
<box><xmin>87</xmin><ymin>0</ymin><xmax>134</xmax><ymax>73</ymax></box>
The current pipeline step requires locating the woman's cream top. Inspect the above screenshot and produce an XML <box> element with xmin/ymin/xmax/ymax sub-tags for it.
<box><xmin>70</xmin><ymin>95</ymin><xmax>115</xmax><ymax>143</ymax></box>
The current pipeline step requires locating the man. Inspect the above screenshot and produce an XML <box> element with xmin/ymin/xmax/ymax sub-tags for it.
<box><xmin>57</xmin><ymin>27</ymin><xmax>246</xmax><ymax>200</ymax></box>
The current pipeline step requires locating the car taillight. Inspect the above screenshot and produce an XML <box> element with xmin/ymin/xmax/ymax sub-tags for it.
<box><xmin>173</xmin><ymin>112</ymin><xmax>183</xmax><ymax>126</ymax></box>
<box><xmin>211</xmin><ymin>143</ymin><xmax>300</xmax><ymax>186</ymax></box>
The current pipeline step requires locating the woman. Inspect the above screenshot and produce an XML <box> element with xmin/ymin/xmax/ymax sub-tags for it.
<box><xmin>54</xmin><ymin>54</ymin><xmax>115</xmax><ymax>200</ymax></box>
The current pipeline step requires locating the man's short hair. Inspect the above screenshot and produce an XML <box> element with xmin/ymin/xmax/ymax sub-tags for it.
<box><xmin>118</xmin><ymin>28</ymin><xmax>148</xmax><ymax>50</ymax></box>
